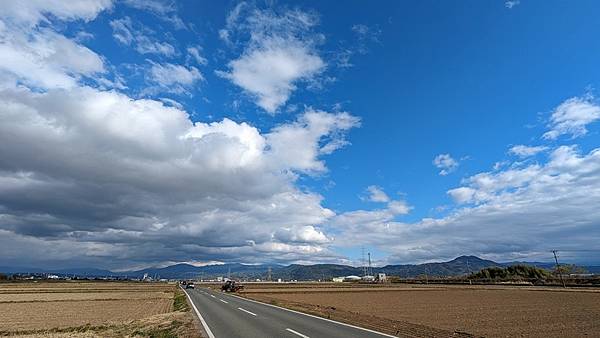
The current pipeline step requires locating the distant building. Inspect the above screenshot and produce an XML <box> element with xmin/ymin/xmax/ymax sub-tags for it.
<box><xmin>332</xmin><ymin>277</ymin><xmax>345</xmax><ymax>282</ymax></box>
<box><xmin>343</xmin><ymin>275</ymin><xmax>361</xmax><ymax>282</ymax></box>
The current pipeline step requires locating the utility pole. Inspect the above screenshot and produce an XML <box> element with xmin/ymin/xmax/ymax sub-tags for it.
<box><xmin>361</xmin><ymin>247</ymin><xmax>366</xmax><ymax>277</ymax></box>
<box><xmin>267</xmin><ymin>266</ymin><xmax>272</xmax><ymax>282</ymax></box>
<box><xmin>552</xmin><ymin>250</ymin><xmax>566</xmax><ymax>288</ymax></box>
<box><xmin>368</xmin><ymin>252</ymin><xmax>372</xmax><ymax>276</ymax></box>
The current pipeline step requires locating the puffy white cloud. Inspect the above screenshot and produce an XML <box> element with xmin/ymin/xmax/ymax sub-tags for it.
<box><xmin>509</xmin><ymin>145</ymin><xmax>548</xmax><ymax>157</ymax></box>
<box><xmin>543</xmin><ymin>96</ymin><xmax>600</xmax><ymax>140</ymax></box>
<box><xmin>0</xmin><ymin>0</ymin><xmax>112</xmax><ymax>26</ymax></box>
<box><xmin>334</xmin><ymin>145</ymin><xmax>600</xmax><ymax>263</ymax></box>
<box><xmin>433</xmin><ymin>153</ymin><xmax>459</xmax><ymax>176</ymax></box>
<box><xmin>218</xmin><ymin>6</ymin><xmax>325</xmax><ymax>113</ymax></box>
<box><xmin>265</xmin><ymin>110</ymin><xmax>360</xmax><ymax>172</ymax></box>
<box><xmin>0</xmin><ymin>26</ymin><xmax>104</xmax><ymax>90</ymax></box>
<box><xmin>0</xmin><ymin>2</ymin><xmax>359</xmax><ymax>268</ymax></box>
<box><xmin>365</xmin><ymin>185</ymin><xmax>390</xmax><ymax>203</ymax></box>
<box><xmin>0</xmin><ymin>80</ymin><xmax>357</xmax><ymax>267</ymax></box>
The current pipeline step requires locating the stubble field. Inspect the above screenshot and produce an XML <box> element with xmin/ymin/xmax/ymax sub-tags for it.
<box><xmin>0</xmin><ymin>281</ymin><xmax>201</xmax><ymax>337</ymax></box>
<box><xmin>238</xmin><ymin>283</ymin><xmax>600</xmax><ymax>337</ymax></box>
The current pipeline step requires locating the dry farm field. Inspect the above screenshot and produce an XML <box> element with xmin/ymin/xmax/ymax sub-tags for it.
<box><xmin>238</xmin><ymin>283</ymin><xmax>600</xmax><ymax>338</ymax></box>
<box><xmin>0</xmin><ymin>281</ymin><xmax>201</xmax><ymax>337</ymax></box>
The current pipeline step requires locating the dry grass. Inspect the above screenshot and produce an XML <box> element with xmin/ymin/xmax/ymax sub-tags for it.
<box><xmin>0</xmin><ymin>282</ymin><xmax>201</xmax><ymax>338</ymax></box>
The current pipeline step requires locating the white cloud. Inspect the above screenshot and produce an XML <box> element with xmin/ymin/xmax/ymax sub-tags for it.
<box><xmin>187</xmin><ymin>46</ymin><xmax>208</xmax><ymax>65</ymax></box>
<box><xmin>265</xmin><ymin>110</ymin><xmax>360</xmax><ymax>173</ymax></box>
<box><xmin>0</xmin><ymin>3</ymin><xmax>360</xmax><ymax>268</ymax></box>
<box><xmin>365</xmin><ymin>185</ymin><xmax>390</xmax><ymax>203</ymax></box>
<box><xmin>332</xmin><ymin>145</ymin><xmax>600</xmax><ymax>263</ymax></box>
<box><xmin>122</xmin><ymin>0</ymin><xmax>186</xmax><ymax>30</ymax></box>
<box><xmin>509</xmin><ymin>144</ymin><xmax>548</xmax><ymax>157</ymax></box>
<box><xmin>0</xmin><ymin>0</ymin><xmax>112</xmax><ymax>26</ymax></box>
<box><xmin>505</xmin><ymin>0</ymin><xmax>520</xmax><ymax>9</ymax></box>
<box><xmin>0</xmin><ymin>24</ymin><xmax>104</xmax><ymax>90</ymax></box>
<box><xmin>110</xmin><ymin>17</ymin><xmax>177</xmax><ymax>57</ymax></box>
<box><xmin>147</xmin><ymin>61</ymin><xmax>203</xmax><ymax>94</ymax></box>
<box><xmin>0</xmin><ymin>83</ymin><xmax>357</xmax><ymax>267</ymax></box>
<box><xmin>218</xmin><ymin>6</ymin><xmax>325</xmax><ymax>113</ymax></box>
<box><xmin>543</xmin><ymin>96</ymin><xmax>600</xmax><ymax>140</ymax></box>
<box><xmin>433</xmin><ymin>153</ymin><xmax>459</xmax><ymax>176</ymax></box>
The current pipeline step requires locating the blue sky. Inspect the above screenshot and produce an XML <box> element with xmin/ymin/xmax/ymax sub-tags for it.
<box><xmin>1</xmin><ymin>0</ymin><xmax>600</xmax><ymax>269</ymax></box>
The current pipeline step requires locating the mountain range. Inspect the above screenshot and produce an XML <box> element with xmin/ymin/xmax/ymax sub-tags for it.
<box><xmin>3</xmin><ymin>256</ymin><xmax>599</xmax><ymax>280</ymax></box>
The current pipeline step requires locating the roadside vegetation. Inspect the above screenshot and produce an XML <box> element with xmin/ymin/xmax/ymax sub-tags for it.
<box><xmin>468</xmin><ymin>265</ymin><xmax>551</xmax><ymax>280</ymax></box>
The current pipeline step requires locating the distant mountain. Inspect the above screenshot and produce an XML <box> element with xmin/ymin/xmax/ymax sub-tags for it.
<box><xmin>2</xmin><ymin>256</ymin><xmax>597</xmax><ymax>280</ymax></box>
<box><xmin>0</xmin><ymin>266</ymin><xmax>113</xmax><ymax>276</ymax></box>
<box><xmin>127</xmin><ymin>263</ymin><xmax>276</xmax><ymax>279</ymax></box>
<box><xmin>377</xmin><ymin>255</ymin><xmax>501</xmax><ymax>277</ymax></box>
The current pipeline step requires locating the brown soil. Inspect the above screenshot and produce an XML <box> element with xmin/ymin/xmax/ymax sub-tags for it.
<box><xmin>0</xmin><ymin>282</ymin><xmax>202</xmax><ymax>338</ymax></box>
<box><xmin>242</xmin><ymin>284</ymin><xmax>600</xmax><ymax>337</ymax></box>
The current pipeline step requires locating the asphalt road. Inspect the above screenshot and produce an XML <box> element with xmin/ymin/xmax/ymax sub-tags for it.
<box><xmin>183</xmin><ymin>286</ymin><xmax>396</xmax><ymax>338</ymax></box>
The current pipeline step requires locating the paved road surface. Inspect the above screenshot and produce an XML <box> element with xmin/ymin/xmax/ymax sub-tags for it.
<box><xmin>184</xmin><ymin>286</ymin><xmax>396</xmax><ymax>338</ymax></box>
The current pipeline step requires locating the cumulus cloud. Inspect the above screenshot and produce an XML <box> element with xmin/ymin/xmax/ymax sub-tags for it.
<box><xmin>218</xmin><ymin>5</ymin><xmax>325</xmax><ymax>113</ymax></box>
<box><xmin>0</xmin><ymin>28</ymin><xmax>105</xmax><ymax>90</ymax></box>
<box><xmin>509</xmin><ymin>145</ymin><xmax>548</xmax><ymax>158</ymax></box>
<box><xmin>0</xmin><ymin>3</ymin><xmax>358</xmax><ymax>268</ymax></box>
<box><xmin>543</xmin><ymin>96</ymin><xmax>600</xmax><ymax>140</ymax></box>
<box><xmin>0</xmin><ymin>84</ymin><xmax>357</xmax><ymax>267</ymax></box>
<box><xmin>110</xmin><ymin>17</ymin><xmax>177</xmax><ymax>57</ymax></box>
<box><xmin>433</xmin><ymin>153</ymin><xmax>459</xmax><ymax>176</ymax></box>
<box><xmin>333</xmin><ymin>145</ymin><xmax>600</xmax><ymax>263</ymax></box>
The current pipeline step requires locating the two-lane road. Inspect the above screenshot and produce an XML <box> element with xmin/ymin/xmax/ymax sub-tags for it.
<box><xmin>183</xmin><ymin>286</ymin><xmax>396</xmax><ymax>338</ymax></box>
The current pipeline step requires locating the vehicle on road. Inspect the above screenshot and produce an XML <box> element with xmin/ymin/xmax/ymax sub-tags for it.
<box><xmin>221</xmin><ymin>280</ymin><xmax>244</xmax><ymax>292</ymax></box>
<box><xmin>185</xmin><ymin>282</ymin><xmax>195</xmax><ymax>289</ymax></box>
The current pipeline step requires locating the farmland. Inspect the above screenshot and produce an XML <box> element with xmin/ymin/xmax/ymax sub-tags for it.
<box><xmin>0</xmin><ymin>281</ymin><xmax>201</xmax><ymax>337</ymax></box>
<box><xmin>238</xmin><ymin>283</ymin><xmax>600</xmax><ymax>337</ymax></box>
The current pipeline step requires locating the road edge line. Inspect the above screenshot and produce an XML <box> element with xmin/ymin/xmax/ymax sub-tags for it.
<box><xmin>182</xmin><ymin>286</ymin><xmax>216</xmax><ymax>338</ymax></box>
<box><xmin>228</xmin><ymin>293</ymin><xmax>396</xmax><ymax>337</ymax></box>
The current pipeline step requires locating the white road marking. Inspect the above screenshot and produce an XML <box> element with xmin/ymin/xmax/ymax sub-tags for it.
<box><xmin>237</xmin><ymin>307</ymin><xmax>257</xmax><ymax>316</ymax></box>
<box><xmin>286</xmin><ymin>328</ymin><xmax>310</xmax><ymax>338</ymax></box>
<box><xmin>219</xmin><ymin>299</ymin><xmax>228</xmax><ymax>304</ymax></box>
<box><xmin>228</xmin><ymin>294</ymin><xmax>396</xmax><ymax>338</ymax></box>
<box><xmin>182</xmin><ymin>287</ymin><xmax>215</xmax><ymax>338</ymax></box>
<box><xmin>210</xmin><ymin>294</ymin><xmax>216</xmax><ymax>298</ymax></box>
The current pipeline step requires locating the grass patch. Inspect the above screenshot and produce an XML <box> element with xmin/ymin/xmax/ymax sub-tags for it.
<box><xmin>132</xmin><ymin>325</ymin><xmax>178</xmax><ymax>338</ymax></box>
<box><xmin>173</xmin><ymin>289</ymin><xmax>189</xmax><ymax>312</ymax></box>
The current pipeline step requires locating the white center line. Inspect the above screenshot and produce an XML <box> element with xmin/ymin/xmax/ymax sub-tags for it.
<box><xmin>237</xmin><ymin>307</ymin><xmax>257</xmax><ymax>316</ymax></box>
<box><xmin>286</xmin><ymin>328</ymin><xmax>310</xmax><ymax>338</ymax></box>
<box><xmin>210</xmin><ymin>294</ymin><xmax>216</xmax><ymax>298</ymax></box>
<box><xmin>219</xmin><ymin>299</ymin><xmax>228</xmax><ymax>304</ymax></box>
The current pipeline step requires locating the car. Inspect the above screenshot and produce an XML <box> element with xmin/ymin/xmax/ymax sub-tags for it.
<box><xmin>185</xmin><ymin>282</ymin><xmax>195</xmax><ymax>289</ymax></box>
